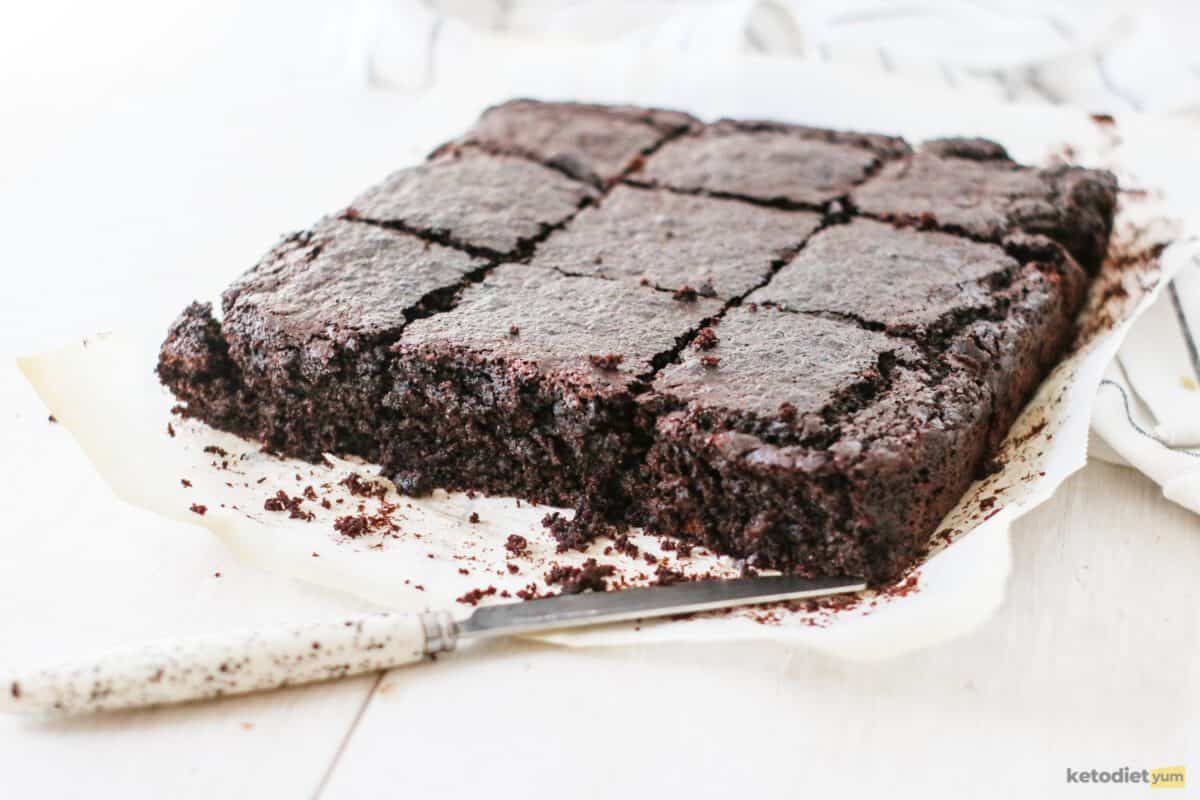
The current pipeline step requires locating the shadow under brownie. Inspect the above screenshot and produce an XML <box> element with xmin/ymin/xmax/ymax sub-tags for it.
<box><xmin>158</xmin><ymin>99</ymin><xmax>1115</xmax><ymax>584</ymax></box>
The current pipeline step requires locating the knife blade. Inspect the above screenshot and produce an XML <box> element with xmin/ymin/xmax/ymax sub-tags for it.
<box><xmin>1</xmin><ymin>574</ymin><xmax>864</xmax><ymax>715</ymax></box>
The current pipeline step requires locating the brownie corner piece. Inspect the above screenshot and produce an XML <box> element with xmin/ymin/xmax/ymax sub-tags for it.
<box><xmin>851</xmin><ymin>137</ymin><xmax>1118</xmax><ymax>272</ymax></box>
<box><xmin>160</xmin><ymin>219</ymin><xmax>487</xmax><ymax>459</ymax></box>
<box><xmin>745</xmin><ymin>218</ymin><xmax>1019</xmax><ymax>339</ymax></box>
<box><xmin>346</xmin><ymin>147</ymin><xmax>598</xmax><ymax>257</ymax></box>
<box><xmin>383</xmin><ymin>265</ymin><xmax>722</xmax><ymax>507</ymax></box>
<box><xmin>434</xmin><ymin>98</ymin><xmax>698</xmax><ymax>185</ymax></box>
<box><xmin>640</xmin><ymin>306</ymin><xmax>956</xmax><ymax>581</ymax></box>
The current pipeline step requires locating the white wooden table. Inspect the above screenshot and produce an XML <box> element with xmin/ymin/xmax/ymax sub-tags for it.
<box><xmin>1</xmin><ymin>2</ymin><xmax>1197</xmax><ymax>797</ymax></box>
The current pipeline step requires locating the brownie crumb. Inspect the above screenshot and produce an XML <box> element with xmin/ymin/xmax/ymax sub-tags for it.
<box><xmin>303</xmin><ymin>485</ymin><xmax>318</xmax><ymax>501</ymax></box>
<box><xmin>47</xmin><ymin>414</ymin><xmax>57</xmax><ymax>424</ymax></box>
<box><xmin>333</xmin><ymin>515</ymin><xmax>370</xmax><ymax>538</ymax></box>
<box><xmin>612</xmin><ymin>534</ymin><xmax>639</xmax><ymax>558</ymax></box>
<box><xmin>190</xmin><ymin>503</ymin><xmax>207</xmax><ymax>516</ymax></box>
<box><xmin>456</xmin><ymin>586</ymin><xmax>497</xmax><ymax>606</ymax></box>
<box><xmin>693</xmin><ymin>327</ymin><xmax>719</xmax><ymax>350</ymax></box>
<box><xmin>700</xmin><ymin>355</ymin><xmax>721</xmax><ymax>369</ymax></box>
<box><xmin>203</xmin><ymin>445</ymin><xmax>229</xmax><ymax>457</ymax></box>
<box><xmin>544</xmin><ymin>558</ymin><xmax>617</xmax><ymax>594</ymax></box>
<box><xmin>505</xmin><ymin>534</ymin><xmax>529</xmax><ymax>557</ymax></box>
<box><xmin>516</xmin><ymin>584</ymin><xmax>543</xmax><ymax>601</ymax></box>
<box><xmin>340</xmin><ymin>473</ymin><xmax>388</xmax><ymax>500</ymax></box>
<box><xmin>468</xmin><ymin>512</ymin><xmax>480</xmax><ymax>524</ymax></box>
<box><xmin>673</xmin><ymin>285</ymin><xmax>698</xmax><ymax>302</ymax></box>
<box><xmin>181</xmin><ymin>478</ymin><xmax>193</xmax><ymax>488</ymax></box>
<box><xmin>588</xmin><ymin>353</ymin><xmax>624</xmax><ymax>370</ymax></box>
<box><xmin>166</xmin><ymin>422</ymin><xmax>175</xmax><ymax>437</ymax></box>
<box><xmin>506</xmin><ymin>562</ymin><xmax>520</xmax><ymax>574</ymax></box>
<box><xmin>508</xmin><ymin>325</ymin><xmax>520</xmax><ymax>337</ymax></box>
<box><xmin>652</xmin><ymin>562</ymin><xmax>687</xmax><ymax>586</ymax></box>
<box><xmin>541</xmin><ymin>512</ymin><xmax>570</xmax><ymax>537</ymax></box>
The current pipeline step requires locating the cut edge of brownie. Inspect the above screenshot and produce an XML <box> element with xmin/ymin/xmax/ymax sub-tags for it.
<box><xmin>378</xmin><ymin>266</ymin><xmax>725</xmax><ymax>517</ymax></box>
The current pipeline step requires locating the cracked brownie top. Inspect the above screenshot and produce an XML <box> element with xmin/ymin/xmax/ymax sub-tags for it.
<box><xmin>651</xmin><ymin>306</ymin><xmax>917</xmax><ymax>436</ymax></box>
<box><xmin>440</xmin><ymin>98</ymin><xmax>698</xmax><ymax>184</ymax></box>
<box><xmin>851</xmin><ymin>137</ymin><xmax>1117</xmax><ymax>272</ymax></box>
<box><xmin>347</xmin><ymin>148</ymin><xmax>598</xmax><ymax>257</ymax></box>
<box><xmin>745</xmin><ymin>218</ymin><xmax>1019</xmax><ymax>336</ymax></box>
<box><xmin>220</xmin><ymin>218</ymin><xmax>486</xmax><ymax>348</ymax></box>
<box><xmin>396</xmin><ymin>264</ymin><xmax>723</xmax><ymax>392</ymax></box>
<box><xmin>529</xmin><ymin>185</ymin><xmax>823</xmax><ymax>298</ymax></box>
<box><xmin>633</xmin><ymin>119</ymin><xmax>911</xmax><ymax>207</ymax></box>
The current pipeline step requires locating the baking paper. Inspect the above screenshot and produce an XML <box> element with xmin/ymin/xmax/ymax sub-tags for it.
<box><xmin>16</xmin><ymin>54</ymin><xmax>1199</xmax><ymax>660</ymax></box>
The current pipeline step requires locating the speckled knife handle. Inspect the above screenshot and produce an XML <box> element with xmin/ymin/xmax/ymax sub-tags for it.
<box><xmin>1</xmin><ymin>611</ymin><xmax>458</xmax><ymax>715</ymax></box>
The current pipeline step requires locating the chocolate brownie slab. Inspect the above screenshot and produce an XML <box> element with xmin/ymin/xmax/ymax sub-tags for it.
<box><xmin>851</xmin><ymin>138</ymin><xmax>1118</xmax><ymax>272</ymax></box>
<box><xmin>634</xmin><ymin>119</ymin><xmax>910</xmax><ymax>208</ymax></box>
<box><xmin>437</xmin><ymin>99</ymin><xmax>697</xmax><ymax>185</ymax></box>
<box><xmin>531</xmin><ymin>184</ymin><xmax>823</xmax><ymax>297</ymax></box>
<box><xmin>383</xmin><ymin>265</ymin><xmax>722</xmax><ymax>506</ymax></box>
<box><xmin>157</xmin><ymin>100</ymin><xmax>1117</xmax><ymax>584</ymax></box>
<box><xmin>347</xmin><ymin>148</ymin><xmax>598</xmax><ymax>257</ymax></box>
<box><xmin>159</xmin><ymin>219</ymin><xmax>487</xmax><ymax>461</ymax></box>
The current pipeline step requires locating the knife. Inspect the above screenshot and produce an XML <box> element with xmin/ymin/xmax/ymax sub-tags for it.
<box><xmin>1</xmin><ymin>574</ymin><xmax>863</xmax><ymax>715</ymax></box>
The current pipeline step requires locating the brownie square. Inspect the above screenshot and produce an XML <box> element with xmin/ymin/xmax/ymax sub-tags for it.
<box><xmin>634</xmin><ymin>119</ymin><xmax>910</xmax><ymax>208</ymax></box>
<box><xmin>530</xmin><ymin>185</ymin><xmax>823</xmax><ymax>298</ymax></box>
<box><xmin>851</xmin><ymin>138</ymin><xmax>1118</xmax><ymax>272</ymax></box>
<box><xmin>159</xmin><ymin>219</ymin><xmax>487</xmax><ymax>460</ymax></box>
<box><xmin>347</xmin><ymin>148</ymin><xmax>598</xmax><ymax>257</ymax></box>
<box><xmin>640</xmin><ymin>307</ymin><xmax>972</xmax><ymax>579</ymax></box>
<box><xmin>438</xmin><ymin>99</ymin><xmax>697</xmax><ymax>184</ymax></box>
<box><xmin>746</xmin><ymin>218</ymin><xmax>1017</xmax><ymax>337</ymax></box>
<box><xmin>382</xmin><ymin>265</ymin><xmax>722</xmax><ymax>506</ymax></box>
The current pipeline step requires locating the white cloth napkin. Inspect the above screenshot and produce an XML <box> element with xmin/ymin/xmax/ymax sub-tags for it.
<box><xmin>1092</xmin><ymin>255</ymin><xmax>1200</xmax><ymax>514</ymax></box>
<box><xmin>371</xmin><ymin>0</ymin><xmax>1200</xmax><ymax>114</ymax></box>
